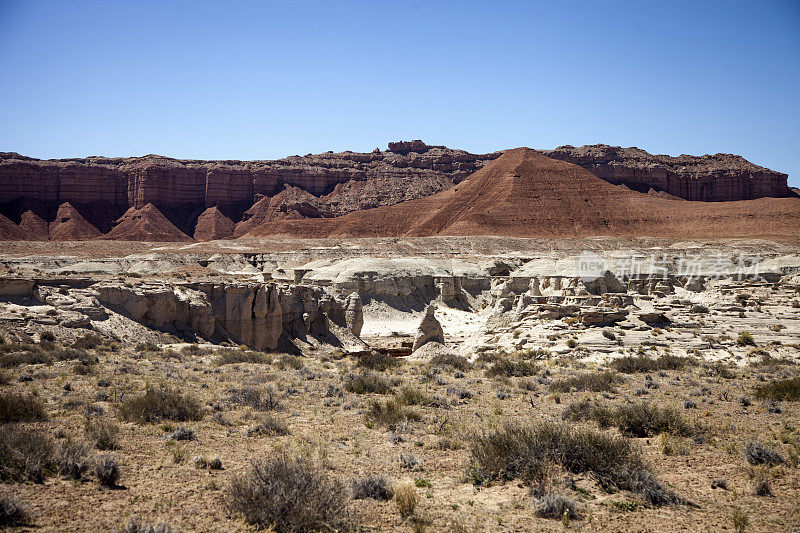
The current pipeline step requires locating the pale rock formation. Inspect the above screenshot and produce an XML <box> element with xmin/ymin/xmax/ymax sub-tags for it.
<box><xmin>344</xmin><ymin>292</ymin><xmax>363</xmax><ymax>337</ymax></box>
<box><xmin>412</xmin><ymin>304</ymin><xmax>445</xmax><ymax>351</ymax></box>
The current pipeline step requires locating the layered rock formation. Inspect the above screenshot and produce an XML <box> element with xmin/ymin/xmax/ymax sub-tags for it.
<box><xmin>0</xmin><ymin>142</ymin><xmax>499</xmax><ymax>240</ymax></box>
<box><xmin>0</xmin><ymin>141</ymin><xmax>792</xmax><ymax>241</ymax></box>
<box><xmin>248</xmin><ymin>149</ymin><xmax>800</xmax><ymax>240</ymax></box>
<box><xmin>94</xmin><ymin>280</ymin><xmax>365</xmax><ymax>351</ymax></box>
<box><xmin>543</xmin><ymin>144</ymin><xmax>790</xmax><ymax>201</ymax></box>
<box><xmin>0</xmin><ymin>275</ymin><xmax>365</xmax><ymax>352</ymax></box>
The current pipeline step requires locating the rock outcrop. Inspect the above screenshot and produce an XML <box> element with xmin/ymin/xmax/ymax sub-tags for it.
<box><xmin>93</xmin><ymin>280</ymin><xmax>364</xmax><ymax>351</ymax></box>
<box><xmin>412</xmin><ymin>304</ymin><xmax>445</xmax><ymax>351</ymax></box>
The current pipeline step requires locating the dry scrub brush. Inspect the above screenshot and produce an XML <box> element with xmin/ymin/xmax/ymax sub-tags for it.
<box><xmin>468</xmin><ymin>421</ymin><xmax>684</xmax><ymax>506</ymax></box>
<box><xmin>226</xmin><ymin>456</ymin><xmax>350</xmax><ymax>532</ymax></box>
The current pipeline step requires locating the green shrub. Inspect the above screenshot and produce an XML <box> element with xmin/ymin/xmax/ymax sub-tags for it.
<box><xmin>549</xmin><ymin>371</ymin><xmax>622</xmax><ymax>393</ymax></box>
<box><xmin>429</xmin><ymin>353</ymin><xmax>472</xmax><ymax>371</ymax></box>
<box><xmin>755</xmin><ymin>377</ymin><xmax>800</xmax><ymax>401</ymax></box>
<box><xmin>118</xmin><ymin>384</ymin><xmax>204</xmax><ymax>423</ymax></box>
<box><xmin>366</xmin><ymin>399</ymin><xmax>422</xmax><ymax>428</ymax></box>
<box><xmin>71</xmin><ymin>334</ymin><xmax>105</xmax><ymax>350</ymax></box>
<box><xmin>344</xmin><ymin>371</ymin><xmax>393</xmax><ymax>394</ymax></box>
<box><xmin>468</xmin><ymin>421</ymin><xmax>683</xmax><ymax>506</ymax></box>
<box><xmin>215</xmin><ymin>348</ymin><xmax>271</xmax><ymax>366</ymax></box>
<box><xmin>276</xmin><ymin>354</ymin><xmax>304</xmax><ymax>370</ymax></box>
<box><xmin>357</xmin><ymin>351</ymin><xmax>400</xmax><ymax>371</ymax></box>
<box><xmin>485</xmin><ymin>357</ymin><xmax>538</xmax><ymax>378</ymax></box>
<box><xmin>611</xmin><ymin>354</ymin><xmax>696</xmax><ymax>374</ymax></box>
<box><xmin>737</xmin><ymin>331</ymin><xmax>756</xmax><ymax>347</ymax></box>
<box><xmin>226</xmin><ymin>457</ymin><xmax>349</xmax><ymax>532</ymax></box>
<box><xmin>395</xmin><ymin>387</ymin><xmax>434</xmax><ymax>406</ymax></box>
<box><xmin>563</xmin><ymin>399</ymin><xmax>698</xmax><ymax>438</ymax></box>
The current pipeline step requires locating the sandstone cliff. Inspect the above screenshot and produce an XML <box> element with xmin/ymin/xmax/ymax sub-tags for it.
<box><xmin>0</xmin><ymin>141</ymin><xmax>792</xmax><ymax>241</ymax></box>
<box><xmin>543</xmin><ymin>144</ymin><xmax>790</xmax><ymax>201</ymax></box>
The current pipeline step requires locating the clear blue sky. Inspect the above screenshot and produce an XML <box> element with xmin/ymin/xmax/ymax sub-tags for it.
<box><xmin>1</xmin><ymin>0</ymin><xmax>799</xmax><ymax>186</ymax></box>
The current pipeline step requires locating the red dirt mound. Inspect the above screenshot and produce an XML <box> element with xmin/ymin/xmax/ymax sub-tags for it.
<box><xmin>244</xmin><ymin>148</ymin><xmax>800</xmax><ymax>240</ymax></box>
<box><xmin>194</xmin><ymin>206</ymin><xmax>235</xmax><ymax>241</ymax></box>
<box><xmin>0</xmin><ymin>212</ymin><xmax>30</xmax><ymax>240</ymax></box>
<box><xmin>49</xmin><ymin>202</ymin><xmax>103</xmax><ymax>241</ymax></box>
<box><xmin>105</xmin><ymin>203</ymin><xmax>193</xmax><ymax>242</ymax></box>
<box><xmin>233</xmin><ymin>186</ymin><xmax>321</xmax><ymax>239</ymax></box>
<box><xmin>18</xmin><ymin>210</ymin><xmax>49</xmax><ymax>239</ymax></box>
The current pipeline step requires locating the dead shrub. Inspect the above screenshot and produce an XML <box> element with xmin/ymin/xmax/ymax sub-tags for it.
<box><xmin>744</xmin><ymin>441</ymin><xmax>784</xmax><ymax>466</ymax></box>
<box><xmin>749</xmin><ymin>466</ymin><xmax>772</xmax><ymax>497</ymax></box>
<box><xmin>533</xmin><ymin>490</ymin><xmax>581</xmax><ymax>520</ymax></box>
<box><xmin>84</xmin><ymin>417</ymin><xmax>120</xmax><ymax>450</ymax></box>
<box><xmin>57</xmin><ymin>437</ymin><xmax>92</xmax><ymax>479</ymax></box>
<box><xmin>351</xmin><ymin>475</ymin><xmax>394</xmax><ymax>500</ymax></box>
<box><xmin>0</xmin><ymin>426</ymin><xmax>56</xmax><ymax>483</ymax></box>
<box><xmin>118</xmin><ymin>384</ymin><xmax>204</xmax><ymax>423</ymax></box>
<box><xmin>228</xmin><ymin>385</ymin><xmax>281</xmax><ymax>411</ymax></box>
<box><xmin>118</xmin><ymin>517</ymin><xmax>175</xmax><ymax>533</ymax></box>
<box><xmin>247</xmin><ymin>415</ymin><xmax>290</xmax><ymax>437</ymax></box>
<box><xmin>393</xmin><ymin>482</ymin><xmax>418</xmax><ymax>519</ymax></box>
<box><xmin>0</xmin><ymin>493</ymin><xmax>29</xmax><ymax>527</ymax></box>
<box><xmin>0</xmin><ymin>391</ymin><xmax>47</xmax><ymax>422</ymax></box>
<box><xmin>226</xmin><ymin>456</ymin><xmax>349</xmax><ymax>532</ymax></box>
<box><xmin>94</xmin><ymin>454</ymin><xmax>121</xmax><ymax>487</ymax></box>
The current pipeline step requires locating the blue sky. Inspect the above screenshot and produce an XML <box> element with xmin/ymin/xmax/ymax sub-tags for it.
<box><xmin>1</xmin><ymin>0</ymin><xmax>799</xmax><ymax>186</ymax></box>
